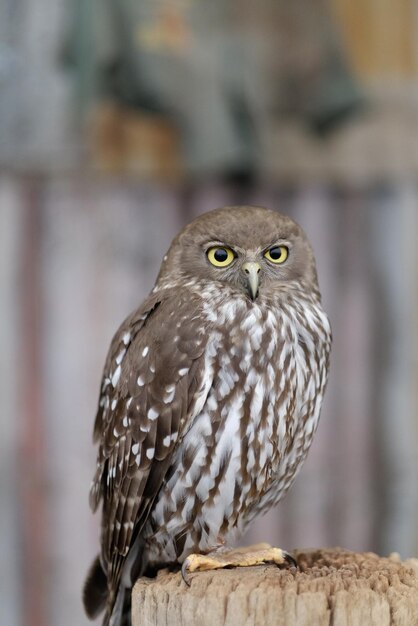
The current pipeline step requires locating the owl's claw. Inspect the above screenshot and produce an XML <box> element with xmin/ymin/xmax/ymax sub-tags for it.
<box><xmin>181</xmin><ymin>544</ymin><xmax>297</xmax><ymax>586</ymax></box>
<box><xmin>181</xmin><ymin>559</ymin><xmax>192</xmax><ymax>586</ymax></box>
<box><xmin>282</xmin><ymin>550</ymin><xmax>298</xmax><ymax>569</ymax></box>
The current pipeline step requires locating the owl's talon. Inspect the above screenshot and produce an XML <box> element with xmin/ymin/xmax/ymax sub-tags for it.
<box><xmin>181</xmin><ymin>559</ymin><xmax>191</xmax><ymax>586</ymax></box>
<box><xmin>282</xmin><ymin>550</ymin><xmax>298</xmax><ymax>569</ymax></box>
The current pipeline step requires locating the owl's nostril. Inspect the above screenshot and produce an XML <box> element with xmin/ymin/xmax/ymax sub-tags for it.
<box><xmin>244</xmin><ymin>266</ymin><xmax>260</xmax><ymax>275</ymax></box>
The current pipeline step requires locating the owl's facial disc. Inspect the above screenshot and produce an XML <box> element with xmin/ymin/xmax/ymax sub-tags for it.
<box><xmin>157</xmin><ymin>207</ymin><xmax>320</xmax><ymax>301</ymax></box>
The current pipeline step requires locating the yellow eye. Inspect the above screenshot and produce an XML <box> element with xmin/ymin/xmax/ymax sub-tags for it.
<box><xmin>264</xmin><ymin>245</ymin><xmax>288</xmax><ymax>264</ymax></box>
<box><xmin>207</xmin><ymin>246</ymin><xmax>235</xmax><ymax>267</ymax></box>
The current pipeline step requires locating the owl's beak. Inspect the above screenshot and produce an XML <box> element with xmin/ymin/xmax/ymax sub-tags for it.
<box><xmin>242</xmin><ymin>261</ymin><xmax>261</xmax><ymax>301</ymax></box>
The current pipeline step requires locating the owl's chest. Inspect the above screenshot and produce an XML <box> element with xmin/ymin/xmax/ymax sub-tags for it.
<box><xmin>208</xmin><ymin>301</ymin><xmax>293</xmax><ymax>404</ymax></box>
<box><xmin>202</xmin><ymin>304</ymin><xmax>302</xmax><ymax>463</ymax></box>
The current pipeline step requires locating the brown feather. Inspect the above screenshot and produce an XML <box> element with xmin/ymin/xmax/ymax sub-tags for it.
<box><xmin>88</xmin><ymin>288</ymin><xmax>210</xmax><ymax>618</ymax></box>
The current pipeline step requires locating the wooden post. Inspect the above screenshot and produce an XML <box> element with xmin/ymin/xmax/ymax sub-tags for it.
<box><xmin>132</xmin><ymin>548</ymin><xmax>418</xmax><ymax>626</ymax></box>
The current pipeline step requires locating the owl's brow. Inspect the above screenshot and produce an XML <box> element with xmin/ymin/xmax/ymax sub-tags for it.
<box><xmin>203</xmin><ymin>240</ymin><xmax>239</xmax><ymax>251</ymax></box>
<box><xmin>263</xmin><ymin>238</ymin><xmax>292</xmax><ymax>251</ymax></box>
<box><xmin>203</xmin><ymin>239</ymin><xmax>292</xmax><ymax>256</ymax></box>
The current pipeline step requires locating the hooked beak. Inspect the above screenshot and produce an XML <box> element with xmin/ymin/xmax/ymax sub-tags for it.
<box><xmin>242</xmin><ymin>261</ymin><xmax>261</xmax><ymax>301</ymax></box>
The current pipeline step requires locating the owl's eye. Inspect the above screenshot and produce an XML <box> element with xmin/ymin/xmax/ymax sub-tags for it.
<box><xmin>207</xmin><ymin>246</ymin><xmax>235</xmax><ymax>267</ymax></box>
<box><xmin>264</xmin><ymin>245</ymin><xmax>288</xmax><ymax>264</ymax></box>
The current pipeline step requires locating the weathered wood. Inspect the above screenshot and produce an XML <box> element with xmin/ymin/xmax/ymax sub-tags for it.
<box><xmin>132</xmin><ymin>548</ymin><xmax>418</xmax><ymax>625</ymax></box>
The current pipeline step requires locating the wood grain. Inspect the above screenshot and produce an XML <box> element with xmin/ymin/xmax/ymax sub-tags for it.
<box><xmin>132</xmin><ymin>548</ymin><xmax>418</xmax><ymax>626</ymax></box>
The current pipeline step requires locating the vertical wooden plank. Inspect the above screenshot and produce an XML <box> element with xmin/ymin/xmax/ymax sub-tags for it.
<box><xmin>410</xmin><ymin>186</ymin><xmax>418</xmax><ymax>558</ymax></box>
<box><xmin>0</xmin><ymin>177</ymin><xmax>24</xmax><ymax>626</ymax></box>
<box><xmin>41</xmin><ymin>184</ymin><xmax>102</xmax><ymax>626</ymax></box>
<box><xmin>368</xmin><ymin>186</ymin><xmax>418</xmax><ymax>556</ymax></box>
<box><xmin>334</xmin><ymin>199</ymin><xmax>376</xmax><ymax>551</ymax></box>
<box><xmin>18</xmin><ymin>177</ymin><xmax>49</xmax><ymax>626</ymax></box>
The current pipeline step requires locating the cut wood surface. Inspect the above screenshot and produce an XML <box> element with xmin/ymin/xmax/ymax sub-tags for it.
<box><xmin>132</xmin><ymin>548</ymin><xmax>418</xmax><ymax>626</ymax></box>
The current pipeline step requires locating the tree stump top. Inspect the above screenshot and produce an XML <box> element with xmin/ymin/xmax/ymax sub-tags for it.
<box><xmin>132</xmin><ymin>548</ymin><xmax>418</xmax><ymax>625</ymax></box>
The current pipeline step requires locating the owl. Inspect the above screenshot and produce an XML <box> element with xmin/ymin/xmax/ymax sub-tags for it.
<box><xmin>83</xmin><ymin>206</ymin><xmax>331</xmax><ymax>626</ymax></box>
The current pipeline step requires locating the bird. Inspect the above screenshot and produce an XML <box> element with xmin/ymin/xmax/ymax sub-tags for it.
<box><xmin>83</xmin><ymin>205</ymin><xmax>332</xmax><ymax>626</ymax></box>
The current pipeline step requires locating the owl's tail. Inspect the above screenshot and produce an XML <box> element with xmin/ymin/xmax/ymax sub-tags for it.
<box><xmin>83</xmin><ymin>554</ymin><xmax>132</xmax><ymax>626</ymax></box>
<box><xmin>83</xmin><ymin>555</ymin><xmax>107</xmax><ymax>619</ymax></box>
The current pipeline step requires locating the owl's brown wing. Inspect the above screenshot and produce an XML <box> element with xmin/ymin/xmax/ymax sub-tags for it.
<box><xmin>89</xmin><ymin>288</ymin><xmax>211</xmax><ymax>609</ymax></box>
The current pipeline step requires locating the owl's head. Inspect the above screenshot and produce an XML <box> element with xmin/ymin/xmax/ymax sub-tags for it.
<box><xmin>157</xmin><ymin>206</ymin><xmax>320</xmax><ymax>301</ymax></box>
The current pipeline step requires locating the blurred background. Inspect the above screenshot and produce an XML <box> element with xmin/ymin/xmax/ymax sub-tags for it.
<box><xmin>1</xmin><ymin>1</ymin><xmax>418</xmax><ymax>625</ymax></box>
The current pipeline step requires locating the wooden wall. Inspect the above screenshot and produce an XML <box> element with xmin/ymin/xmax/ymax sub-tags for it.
<box><xmin>1</xmin><ymin>176</ymin><xmax>418</xmax><ymax>626</ymax></box>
